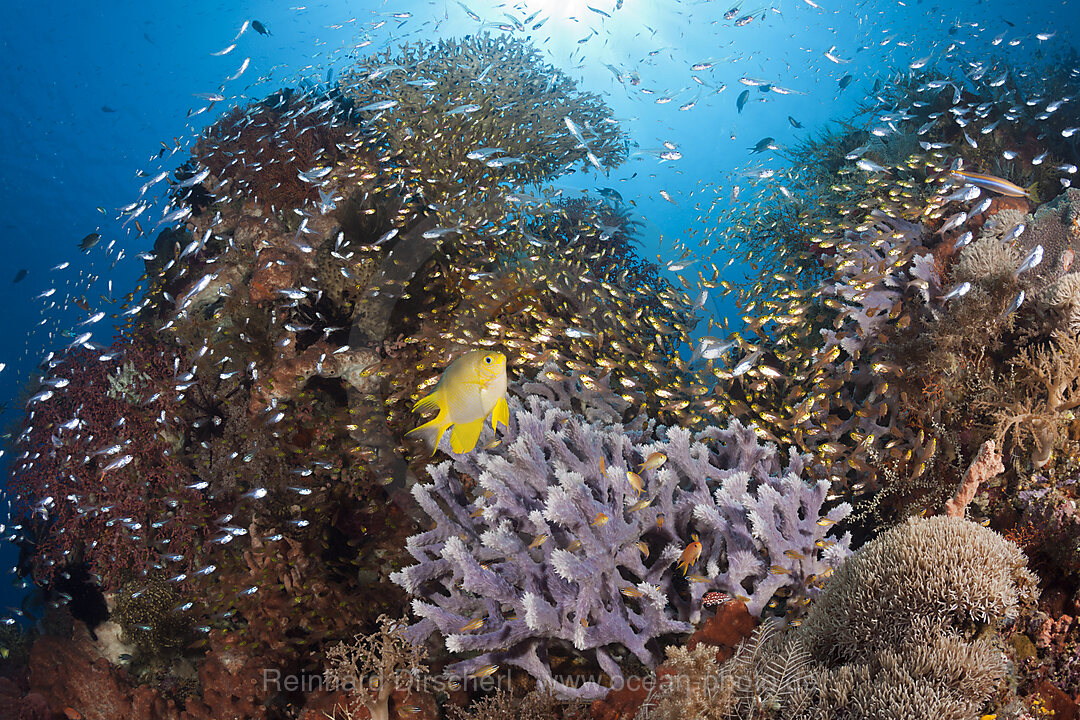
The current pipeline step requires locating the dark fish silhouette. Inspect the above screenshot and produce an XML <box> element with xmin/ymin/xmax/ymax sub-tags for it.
<box><xmin>101</xmin><ymin>105</ymin><xmax>116</xmax><ymax>113</ymax></box>
<box><xmin>788</xmin><ymin>115</ymin><xmax>803</xmax><ymax>128</ymax></box>
<box><xmin>736</xmin><ymin>89</ymin><xmax>750</xmax><ymax>113</ymax></box>
<box><xmin>597</xmin><ymin>187</ymin><xmax>623</xmax><ymax>203</ymax></box>
<box><xmin>838</xmin><ymin>74</ymin><xmax>854</xmax><ymax>90</ymax></box>
<box><xmin>13</xmin><ymin>269</ymin><xmax>27</xmax><ymax>284</ymax></box>
<box><xmin>79</xmin><ymin>232</ymin><xmax>102</xmax><ymax>252</ymax></box>
<box><xmin>252</xmin><ymin>20</ymin><xmax>271</xmax><ymax>36</ymax></box>
<box><xmin>749</xmin><ymin>137</ymin><xmax>775</xmax><ymax>154</ymax></box>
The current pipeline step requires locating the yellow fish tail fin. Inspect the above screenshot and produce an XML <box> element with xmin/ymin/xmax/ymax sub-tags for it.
<box><xmin>491</xmin><ymin>396</ymin><xmax>509</xmax><ymax>432</ymax></box>
<box><xmin>413</xmin><ymin>389</ymin><xmax>442</xmax><ymax>413</ymax></box>
<box><xmin>450</xmin><ymin>417</ymin><xmax>485</xmax><ymax>454</ymax></box>
<box><xmin>406</xmin><ymin>413</ymin><xmax>450</xmax><ymax>456</ymax></box>
<box><xmin>1025</xmin><ymin>181</ymin><xmax>1041</xmax><ymax>205</ymax></box>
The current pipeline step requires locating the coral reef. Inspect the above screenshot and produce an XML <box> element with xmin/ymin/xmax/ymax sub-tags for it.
<box><xmin>392</xmin><ymin>367</ymin><xmax>850</xmax><ymax>699</ymax></box>
<box><xmin>12</xmin><ymin>20</ymin><xmax>1080</xmax><ymax>720</ymax></box>
<box><xmin>448</xmin><ymin>689</ymin><xmax>587</xmax><ymax>720</ymax></box>
<box><xmin>341</xmin><ymin>34</ymin><xmax>627</xmax><ymax>189</ymax></box>
<box><xmin>193</xmin><ymin>88</ymin><xmax>355</xmax><ymax>213</ymax></box>
<box><xmin>323</xmin><ymin>615</ymin><xmax>428</xmax><ymax>720</ymax></box>
<box><xmin>641</xmin><ymin>516</ymin><xmax>1039</xmax><ymax>719</ymax></box>
<box><xmin>9</xmin><ymin>339</ymin><xmax>210</xmax><ymax>590</ymax></box>
<box><xmin>6</xmin><ymin>30</ymin><xmax>694</xmax><ymax>720</ymax></box>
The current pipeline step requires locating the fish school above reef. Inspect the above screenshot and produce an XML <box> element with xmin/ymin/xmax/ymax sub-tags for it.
<box><xmin>5</xmin><ymin>29</ymin><xmax>1080</xmax><ymax>720</ymax></box>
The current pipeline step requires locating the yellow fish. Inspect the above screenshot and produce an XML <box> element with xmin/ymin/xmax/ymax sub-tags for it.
<box><xmin>638</xmin><ymin>452</ymin><xmax>667</xmax><ymax>472</ymax></box>
<box><xmin>407</xmin><ymin>350</ymin><xmax>510</xmax><ymax>455</ymax></box>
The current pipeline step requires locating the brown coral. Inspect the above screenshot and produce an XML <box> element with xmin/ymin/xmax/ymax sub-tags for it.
<box><xmin>323</xmin><ymin>615</ymin><xmax>428</xmax><ymax>720</ymax></box>
<box><xmin>798</xmin><ymin>516</ymin><xmax>1038</xmax><ymax>664</ymax></box>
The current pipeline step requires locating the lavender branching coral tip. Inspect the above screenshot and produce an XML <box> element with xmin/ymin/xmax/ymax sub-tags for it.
<box><xmin>391</xmin><ymin>366</ymin><xmax>852</xmax><ymax>699</ymax></box>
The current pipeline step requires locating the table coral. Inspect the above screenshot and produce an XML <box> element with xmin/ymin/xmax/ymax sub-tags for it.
<box><xmin>341</xmin><ymin>34</ymin><xmax>627</xmax><ymax>189</ymax></box>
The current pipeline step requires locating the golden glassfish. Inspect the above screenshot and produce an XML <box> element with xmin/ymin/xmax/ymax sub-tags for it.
<box><xmin>467</xmin><ymin>664</ymin><xmax>499</xmax><ymax>679</ymax></box>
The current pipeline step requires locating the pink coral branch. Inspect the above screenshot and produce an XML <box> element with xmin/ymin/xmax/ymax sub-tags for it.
<box><xmin>945</xmin><ymin>439</ymin><xmax>1004</xmax><ymax>518</ymax></box>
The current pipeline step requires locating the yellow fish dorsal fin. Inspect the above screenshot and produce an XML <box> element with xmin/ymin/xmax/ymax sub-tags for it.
<box><xmin>491</xmin><ymin>396</ymin><xmax>509</xmax><ymax>431</ymax></box>
<box><xmin>413</xmin><ymin>388</ymin><xmax>442</xmax><ymax>413</ymax></box>
<box><xmin>450</xmin><ymin>417</ymin><xmax>485</xmax><ymax>454</ymax></box>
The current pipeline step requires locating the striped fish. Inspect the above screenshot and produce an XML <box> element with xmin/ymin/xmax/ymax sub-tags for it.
<box><xmin>950</xmin><ymin>170</ymin><xmax>1034</xmax><ymax>199</ymax></box>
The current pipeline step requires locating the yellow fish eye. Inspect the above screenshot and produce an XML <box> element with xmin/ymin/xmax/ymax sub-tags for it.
<box><xmin>484</xmin><ymin>355</ymin><xmax>494</xmax><ymax>364</ymax></box>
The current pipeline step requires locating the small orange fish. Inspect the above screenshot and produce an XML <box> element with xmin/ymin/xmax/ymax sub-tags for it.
<box><xmin>626</xmin><ymin>470</ymin><xmax>644</xmax><ymax>495</ymax></box>
<box><xmin>638</xmin><ymin>452</ymin><xmax>667</xmax><ymax>472</ymax></box>
<box><xmin>676</xmin><ymin>534</ymin><xmax>702</xmax><ymax>575</ymax></box>
<box><xmin>591</xmin><ymin>512</ymin><xmax>610</xmax><ymax>527</ymax></box>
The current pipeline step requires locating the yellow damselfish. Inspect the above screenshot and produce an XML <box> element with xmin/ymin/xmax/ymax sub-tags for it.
<box><xmin>407</xmin><ymin>350</ymin><xmax>510</xmax><ymax>454</ymax></box>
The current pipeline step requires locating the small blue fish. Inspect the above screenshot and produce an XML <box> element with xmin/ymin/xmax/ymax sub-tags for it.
<box><xmin>941</xmin><ymin>282</ymin><xmax>971</xmax><ymax>301</ymax></box>
<box><xmin>1001</xmin><ymin>223</ymin><xmax>1026</xmax><ymax>243</ymax></box>
<box><xmin>1014</xmin><ymin>244</ymin><xmax>1043</xmax><ymax>276</ymax></box>
<box><xmin>1004</xmin><ymin>290</ymin><xmax>1025</xmax><ymax>315</ymax></box>
<box><xmin>447</xmin><ymin>103</ymin><xmax>481</xmax><ymax>115</ymax></box>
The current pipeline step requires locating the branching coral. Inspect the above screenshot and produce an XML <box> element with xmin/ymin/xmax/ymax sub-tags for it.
<box><xmin>643</xmin><ymin>622</ymin><xmax>813</xmax><ymax>720</ymax></box>
<box><xmin>392</xmin><ymin>366</ymin><xmax>851</xmax><ymax>699</ymax></box>
<box><xmin>324</xmin><ymin>614</ymin><xmax>427</xmax><ymax>720</ymax></box>
<box><xmin>448</xmin><ymin>688</ymin><xmax>588</xmax><ymax>720</ymax></box>
<box><xmin>988</xmin><ymin>331</ymin><xmax>1080</xmax><ymax>470</ymax></box>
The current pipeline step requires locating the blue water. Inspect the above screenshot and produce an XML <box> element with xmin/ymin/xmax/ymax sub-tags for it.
<box><xmin>0</xmin><ymin>0</ymin><xmax>1076</xmax><ymax>672</ymax></box>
